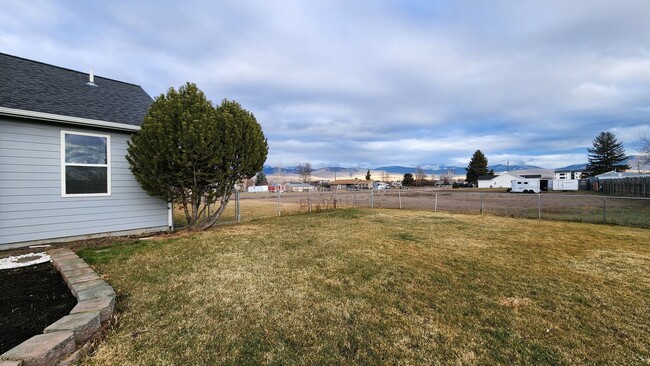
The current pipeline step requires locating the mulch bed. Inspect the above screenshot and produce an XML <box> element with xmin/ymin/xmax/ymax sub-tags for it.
<box><xmin>0</xmin><ymin>262</ymin><xmax>77</xmax><ymax>354</ymax></box>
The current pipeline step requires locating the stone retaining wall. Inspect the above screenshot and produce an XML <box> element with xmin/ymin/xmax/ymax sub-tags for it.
<box><xmin>1</xmin><ymin>249</ymin><xmax>115</xmax><ymax>366</ymax></box>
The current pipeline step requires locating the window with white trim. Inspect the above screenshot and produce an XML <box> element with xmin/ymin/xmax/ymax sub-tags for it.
<box><xmin>61</xmin><ymin>131</ymin><xmax>111</xmax><ymax>196</ymax></box>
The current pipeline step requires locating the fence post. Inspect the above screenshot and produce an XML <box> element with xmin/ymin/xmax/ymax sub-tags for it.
<box><xmin>537</xmin><ymin>194</ymin><xmax>541</xmax><ymax>219</ymax></box>
<box><xmin>308</xmin><ymin>190</ymin><xmax>311</xmax><ymax>213</ymax></box>
<box><xmin>603</xmin><ymin>196</ymin><xmax>607</xmax><ymax>223</ymax></box>
<box><xmin>398</xmin><ymin>188</ymin><xmax>402</xmax><ymax>209</ymax></box>
<box><xmin>353</xmin><ymin>190</ymin><xmax>356</xmax><ymax>207</ymax></box>
<box><xmin>334</xmin><ymin>189</ymin><xmax>337</xmax><ymax>209</ymax></box>
<box><xmin>480</xmin><ymin>193</ymin><xmax>484</xmax><ymax>214</ymax></box>
<box><xmin>277</xmin><ymin>190</ymin><xmax>281</xmax><ymax>216</ymax></box>
<box><xmin>236</xmin><ymin>191</ymin><xmax>241</xmax><ymax>223</ymax></box>
<box><xmin>371</xmin><ymin>189</ymin><xmax>374</xmax><ymax>209</ymax></box>
<box><xmin>434</xmin><ymin>193</ymin><xmax>438</xmax><ymax>212</ymax></box>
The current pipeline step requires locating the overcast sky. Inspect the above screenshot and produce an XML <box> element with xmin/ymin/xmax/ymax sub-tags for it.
<box><xmin>2</xmin><ymin>0</ymin><xmax>649</xmax><ymax>168</ymax></box>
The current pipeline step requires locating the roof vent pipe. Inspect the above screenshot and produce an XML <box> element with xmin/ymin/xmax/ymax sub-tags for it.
<box><xmin>87</xmin><ymin>70</ymin><xmax>97</xmax><ymax>87</ymax></box>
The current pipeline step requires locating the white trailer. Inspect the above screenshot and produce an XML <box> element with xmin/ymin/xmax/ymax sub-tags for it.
<box><xmin>247</xmin><ymin>185</ymin><xmax>269</xmax><ymax>193</ymax></box>
<box><xmin>510</xmin><ymin>179</ymin><xmax>541</xmax><ymax>193</ymax></box>
<box><xmin>552</xmin><ymin>179</ymin><xmax>579</xmax><ymax>191</ymax></box>
<box><xmin>373</xmin><ymin>182</ymin><xmax>389</xmax><ymax>190</ymax></box>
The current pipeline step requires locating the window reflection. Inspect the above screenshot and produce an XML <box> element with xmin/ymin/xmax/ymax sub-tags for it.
<box><xmin>65</xmin><ymin>134</ymin><xmax>107</xmax><ymax>164</ymax></box>
<box><xmin>66</xmin><ymin>166</ymin><xmax>108</xmax><ymax>194</ymax></box>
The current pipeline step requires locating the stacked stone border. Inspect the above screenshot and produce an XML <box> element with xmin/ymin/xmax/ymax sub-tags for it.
<box><xmin>1</xmin><ymin>249</ymin><xmax>115</xmax><ymax>366</ymax></box>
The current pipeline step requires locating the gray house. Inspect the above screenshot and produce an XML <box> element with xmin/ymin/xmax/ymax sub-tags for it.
<box><xmin>0</xmin><ymin>53</ymin><xmax>170</xmax><ymax>249</ymax></box>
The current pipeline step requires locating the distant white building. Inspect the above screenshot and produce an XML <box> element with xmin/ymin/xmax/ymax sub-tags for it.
<box><xmin>477</xmin><ymin>172</ymin><xmax>522</xmax><ymax>188</ymax></box>
<box><xmin>247</xmin><ymin>185</ymin><xmax>269</xmax><ymax>193</ymax></box>
<box><xmin>285</xmin><ymin>183</ymin><xmax>315</xmax><ymax>192</ymax></box>
<box><xmin>554</xmin><ymin>170</ymin><xmax>583</xmax><ymax>180</ymax></box>
<box><xmin>594</xmin><ymin>170</ymin><xmax>650</xmax><ymax>180</ymax></box>
<box><xmin>373</xmin><ymin>182</ymin><xmax>390</xmax><ymax>189</ymax></box>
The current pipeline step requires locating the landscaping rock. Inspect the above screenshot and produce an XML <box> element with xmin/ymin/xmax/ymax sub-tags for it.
<box><xmin>60</xmin><ymin>267</ymin><xmax>95</xmax><ymax>282</ymax></box>
<box><xmin>77</xmin><ymin>284</ymin><xmax>115</xmax><ymax>301</ymax></box>
<box><xmin>66</xmin><ymin>272</ymin><xmax>101</xmax><ymax>285</ymax></box>
<box><xmin>48</xmin><ymin>251</ymin><xmax>77</xmax><ymax>260</ymax></box>
<box><xmin>70</xmin><ymin>297</ymin><xmax>115</xmax><ymax>322</ymax></box>
<box><xmin>52</xmin><ymin>256</ymin><xmax>88</xmax><ymax>268</ymax></box>
<box><xmin>70</xmin><ymin>279</ymin><xmax>107</xmax><ymax>297</ymax></box>
<box><xmin>0</xmin><ymin>331</ymin><xmax>75</xmax><ymax>366</ymax></box>
<box><xmin>44</xmin><ymin>313</ymin><xmax>100</xmax><ymax>344</ymax></box>
<box><xmin>57</xmin><ymin>261</ymin><xmax>89</xmax><ymax>272</ymax></box>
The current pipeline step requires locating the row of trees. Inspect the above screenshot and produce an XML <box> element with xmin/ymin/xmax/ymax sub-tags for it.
<box><xmin>251</xmin><ymin>129</ymin><xmax>644</xmax><ymax>192</ymax></box>
<box><xmin>460</xmin><ymin>131</ymin><xmax>638</xmax><ymax>185</ymax></box>
<box><xmin>257</xmin><ymin>129</ymin><xmax>638</xmax><ymax>189</ymax></box>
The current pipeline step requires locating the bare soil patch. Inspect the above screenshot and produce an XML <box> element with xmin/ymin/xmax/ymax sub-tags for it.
<box><xmin>0</xmin><ymin>262</ymin><xmax>76</xmax><ymax>353</ymax></box>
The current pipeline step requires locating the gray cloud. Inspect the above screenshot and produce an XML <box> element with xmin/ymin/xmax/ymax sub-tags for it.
<box><xmin>2</xmin><ymin>0</ymin><xmax>650</xmax><ymax>168</ymax></box>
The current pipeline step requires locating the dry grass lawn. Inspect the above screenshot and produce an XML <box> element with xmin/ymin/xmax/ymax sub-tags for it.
<box><xmin>77</xmin><ymin>208</ymin><xmax>649</xmax><ymax>365</ymax></box>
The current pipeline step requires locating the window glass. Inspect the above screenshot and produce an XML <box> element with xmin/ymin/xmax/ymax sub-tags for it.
<box><xmin>65</xmin><ymin>166</ymin><xmax>108</xmax><ymax>194</ymax></box>
<box><xmin>63</xmin><ymin>132</ymin><xmax>109</xmax><ymax>196</ymax></box>
<box><xmin>65</xmin><ymin>134</ymin><xmax>107</xmax><ymax>164</ymax></box>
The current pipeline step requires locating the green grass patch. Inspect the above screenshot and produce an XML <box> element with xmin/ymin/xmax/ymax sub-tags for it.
<box><xmin>79</xmin><ymin>208</ymin><xmax>649</xmax><ymax>365</ymax></box>
<box><xmin>77</xmin><ymin>239</ymin><xmax>163</xmax><ymax>265</ymax></box>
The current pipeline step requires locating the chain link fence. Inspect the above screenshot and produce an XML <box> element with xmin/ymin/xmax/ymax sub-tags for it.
<box><xmin>175</xmin><ymin>189</ymin><xmax>650</xmax><ymax>228</ymax></box>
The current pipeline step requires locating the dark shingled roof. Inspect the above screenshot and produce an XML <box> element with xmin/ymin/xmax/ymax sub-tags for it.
<box><xmin>0</xmin><ymin>53</ymin><xmax>153</xmax><ymax>126</ymax></box>
<box><xmin>477</xmin><ymin>175</ymin><xmax>497</xmax><ymax>180</ymax></box>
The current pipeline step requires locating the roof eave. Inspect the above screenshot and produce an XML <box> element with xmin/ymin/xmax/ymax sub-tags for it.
<box><xmin>0</xmin><ymin>106</ymin><xmax>141</xmax><ymax>132</ymax></box>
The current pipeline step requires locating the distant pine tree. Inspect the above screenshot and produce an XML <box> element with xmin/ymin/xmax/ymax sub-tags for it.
<box><xmin>365</xmin><ymin>169</ymin><xmax>372</xmax><ymax>180</ymax></box>
<box><xmin>402</xmin><ymin>173</ymin><xmax>414</xmax><ymax>186</ymax></box>
<box><xmin>465</xmin><ymin>150</ymin><xmax>489</xmax><ymax>184</ymax></box>
<box><xmin>586</xmin><ymin>132</ymin><xmax>630</xmax><ymax>176</ymax></box>
<box><xmin>255</xmin><ymin>171</ymin><xmax>268</xmax><ymax>186</ymax></box>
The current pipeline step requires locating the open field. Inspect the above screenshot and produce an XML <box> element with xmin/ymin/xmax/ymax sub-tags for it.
<box><xmin>77</xmin><ymin>208</ymin><xmax>649</xmax><ymax>365</ymax></box>
<box><xmin>189</xmin><ymin>189</ymin><xmax>650</xmax><ymax>229</ymax></box>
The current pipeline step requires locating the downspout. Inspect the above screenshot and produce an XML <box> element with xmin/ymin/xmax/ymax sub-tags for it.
<box><xmin>168</xmin><ymin>201</ymin><xmax>174</xmax><ymax>231</ymax></box>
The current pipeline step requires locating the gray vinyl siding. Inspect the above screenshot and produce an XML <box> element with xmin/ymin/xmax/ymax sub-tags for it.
<box><xmin>0</xmin><ymin>117</ymin><xmax>169</xmax><ymax>247</ymax></box>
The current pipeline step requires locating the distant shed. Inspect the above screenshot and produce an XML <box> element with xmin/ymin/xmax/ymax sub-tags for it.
<box><xmin>477</xmin><ymin>172</ymin><xmax>522</xmax><ymax>188</ymax></box>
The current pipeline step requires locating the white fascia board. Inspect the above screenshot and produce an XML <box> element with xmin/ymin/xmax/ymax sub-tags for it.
<box><xmin>0</xmin><ymin>106</ymin><xmax>141</xmax><ymax>132</ymax></box>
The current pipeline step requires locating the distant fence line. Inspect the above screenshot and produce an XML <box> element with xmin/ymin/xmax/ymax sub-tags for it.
<box><xmin>596</xmin><ymin>177</ymin><xmax>650</xmax><ymax>198</ymax></box>
<box><xmin>209</xmin><ymin>189</ymin><xmax>650</xmax><ymax>229</ymax></box>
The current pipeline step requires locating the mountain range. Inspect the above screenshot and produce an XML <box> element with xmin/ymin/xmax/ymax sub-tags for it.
<box><xmin>265</xmin><ymin>164</ymin><xmax>568</xmax><ymax>176</ymax></box>
<box><xmin>262</xmin><ymin>156</ymin><xmax>644</xmax><ymax>180</ymax></box>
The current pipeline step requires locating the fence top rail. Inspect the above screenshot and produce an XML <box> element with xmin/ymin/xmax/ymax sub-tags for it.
<box><xmin>420</xmin><ymin>191</ymin><xmax>650</xmax><ymax>201</ymax></box>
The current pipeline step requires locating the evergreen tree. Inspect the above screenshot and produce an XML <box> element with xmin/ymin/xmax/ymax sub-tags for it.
<box><xmin>365</xmin><ymin>169</ymin><xmax>372</xmax><ymax>180</ymax></box>
<box><xmin>586</xmin><ymin>131</ymin><xmax>630</xmax><ymax>176</ymax></box>
<box><xmin>255</xmin><ymin>171</ymin><xmax>268</xmax><ymax>186</ymax></box>
<box><xmin>127</xmin><ymin>83</ymin><xmax>268</xmax><ymax>230</ymax></box>
<box><xmin>465</xmin><ymin>150</ymin><xmax>489</xmax><ymax>184</ymax></box>
<box><xmin>402</xmin><ymin>173</ymin><xmax>415</xmax><ymax>186</ymax></box>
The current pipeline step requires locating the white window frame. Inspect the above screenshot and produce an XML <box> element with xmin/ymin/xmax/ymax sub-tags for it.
<box><xmin>61</xmin><ymin>130</ymin><xmax>111</xmax><ymax>197</ymax></box>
